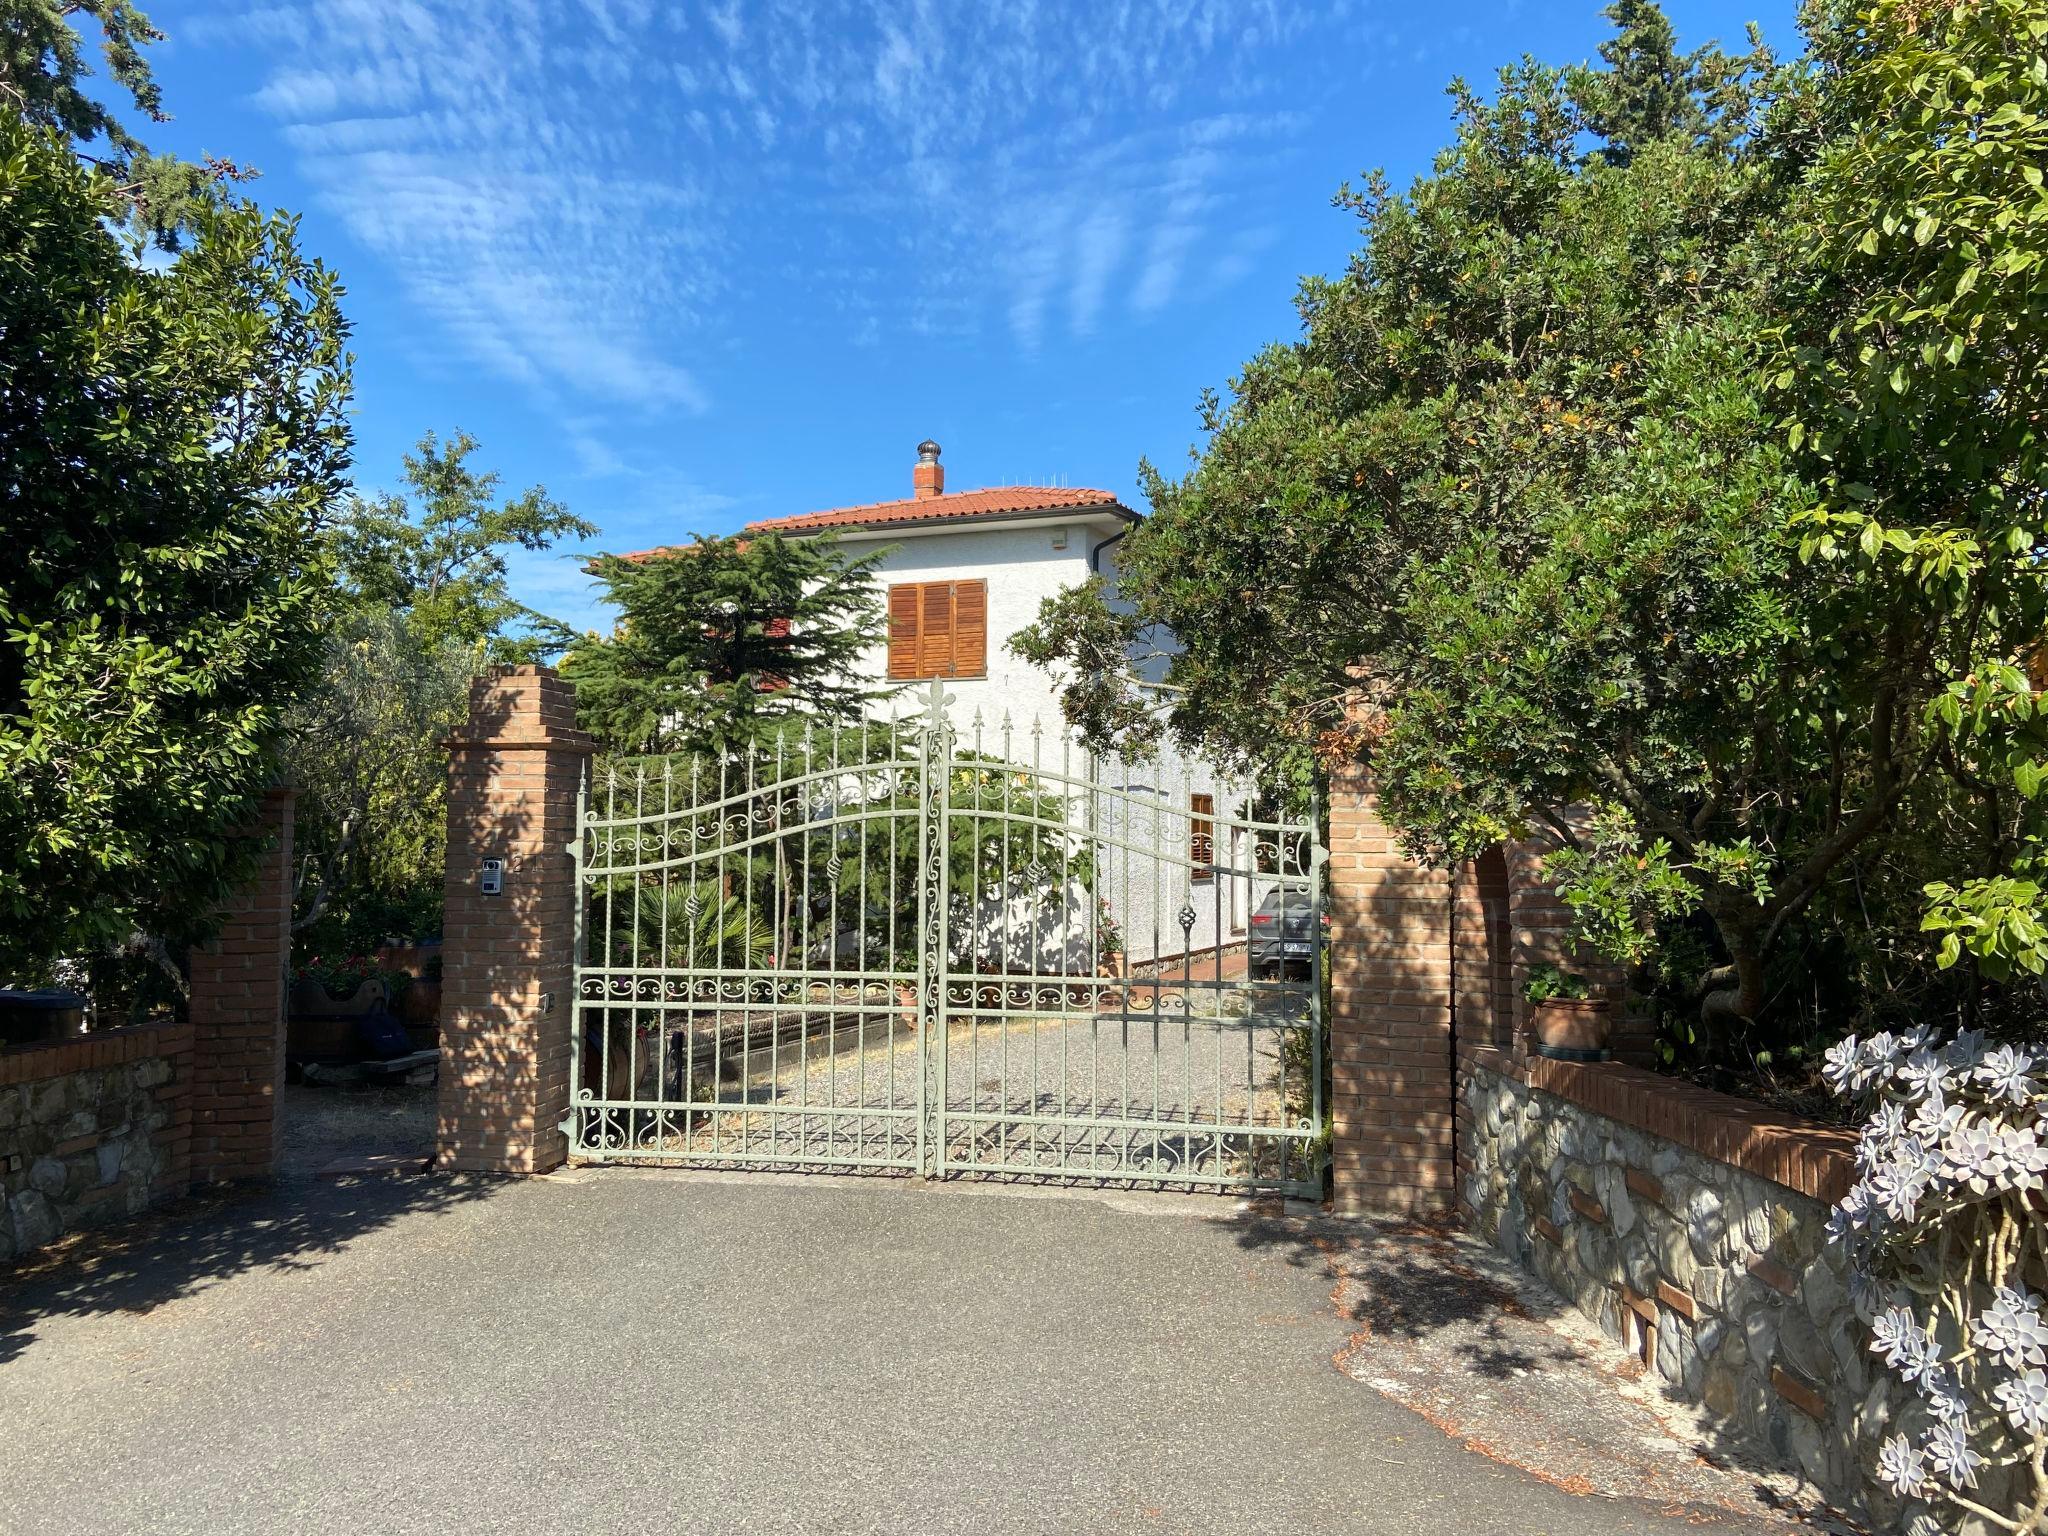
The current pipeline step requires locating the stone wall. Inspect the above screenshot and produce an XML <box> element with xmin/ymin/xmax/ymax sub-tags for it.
<box><xmin>0</xmin><ymin>1021</ymin><xmax>193</xmax><ymax>1266</ymax></box>
<box><xmin>1462</xmin><ymin>1051</ymin><xmax>1903</xmax><ymax>1524</ymax></box>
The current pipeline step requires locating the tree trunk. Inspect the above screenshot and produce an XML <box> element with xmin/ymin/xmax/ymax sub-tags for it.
<box><xmin>1696</xmin><ymin>911</ymin><xmax>1768</xmax><ymax>1046</ymax></box>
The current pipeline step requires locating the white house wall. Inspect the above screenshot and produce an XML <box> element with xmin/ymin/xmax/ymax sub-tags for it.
<box><xmin>848</xmin><ymin>522</ymin><xmax>1099</xmax><ymax>730</ymax></box>
<box><xmin>832</xmin><ymin>518</ymin><xmax>1273</xmax><ymax>969</ymax></box>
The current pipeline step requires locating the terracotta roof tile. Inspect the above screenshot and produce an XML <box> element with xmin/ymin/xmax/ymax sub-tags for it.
<box><xmin>743</xmin><ymin>484</ymin><xmax>1131</xmax><ymax>534</ymax></box>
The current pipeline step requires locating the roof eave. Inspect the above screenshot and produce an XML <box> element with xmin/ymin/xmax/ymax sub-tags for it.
<box><xmin>750</xmin><ymin>501</ymin><xmax>1140</xmax><ymax>539</ymax></box>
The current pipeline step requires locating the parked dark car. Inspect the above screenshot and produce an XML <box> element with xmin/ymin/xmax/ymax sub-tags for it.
<box><xmin>1248</xmin><ymin>888</ymin><xmax>1325</xmax><ymax>979</ymax></box>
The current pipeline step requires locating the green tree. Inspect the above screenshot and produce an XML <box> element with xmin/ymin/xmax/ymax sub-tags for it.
<box><xmin>564</xmin><ymin>532</ymin><xmax>886</xmax><ymax>759</ymax></box>
<box><xmin>0</xmin><ymin>112</ymin><xmax>352</xmax><ymax>986</ymax></box>
<box><xmin>0</xmin><ymin>0</ymin><xmax>253</xmax><ymax>245</ymax></box>
<box><xmin>288</xmin><ymin>433</ymin><xmax>593</xmax><ymax>947</ymax></box>
<box><xmin>1019</xmin><ymin>0</ymin><xmax>2048</xmax><ymax>1062</ymax></box>
<box><xmin>331</xmin><ymin>431</ymin><xmax>593</xmax><ymax>658</ymax></box>
<box><xmin>1571</xmin><ymin>0</ymin><xmax>1765</xmax><ymax>164</ymax></box>
<box><xmin>285</xmin><ymin>610</ymin><xmax>475</xmax><ymax>945</ymax></box>
<box><xmin>1772</xmin><ymin>0</ymin><xmax>2048</xmax><ymax>1000</ymax></box>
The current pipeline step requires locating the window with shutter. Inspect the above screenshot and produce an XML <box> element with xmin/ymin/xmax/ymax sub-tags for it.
<box><xmin>885</xmin><ymin>580</ymin><xmax>988</xmax><ymax>679</ymax></box>
<box><xmin>1190</xmin><ymin>793</ymin><xmax>1215</xmax><ymax>882</ymax></box>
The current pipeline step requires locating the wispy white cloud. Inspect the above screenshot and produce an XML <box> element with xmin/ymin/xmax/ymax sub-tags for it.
<box><xmin>221</xmin><ymin>0</ymin><xmax>715</xmax><ymax>422</ymax></box>
<box><xmin>198</xmin><ymin>0</ymin><xmax>1380</xmax><ymax>411</ymax></box>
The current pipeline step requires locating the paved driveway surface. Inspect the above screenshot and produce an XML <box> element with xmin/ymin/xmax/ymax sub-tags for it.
<box><xmin>2</xmin><ymin>1161</ymin><xmax>1815</xmax><ymax>1536</ymax></box>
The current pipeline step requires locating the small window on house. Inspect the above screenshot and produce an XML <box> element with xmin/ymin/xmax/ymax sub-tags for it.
<box><xmin>887</xmin><ymin>580</ymin><xmax>987</xmax><ymax>680</ymax></box>
<box><xmin>1190</xmin><ymin>793</ymin><xmax>1215</xmax><ymax>882</ymax></box>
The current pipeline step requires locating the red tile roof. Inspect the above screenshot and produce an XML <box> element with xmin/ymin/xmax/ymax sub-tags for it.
<box><xmin>743</xmin><ymin>484</ymin><xmax>1132</xmax><ymax>535</ymax></box>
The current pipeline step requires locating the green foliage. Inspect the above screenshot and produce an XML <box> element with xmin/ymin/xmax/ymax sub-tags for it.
<box><xmin>1921</xmin><ymin>875</ymin><xmax>2048</xmax><ymax>982</ymax></box>
<box><xmin>588</xmin><ymin>878</ymin><xmax>775</xmax><ymax>974</ymax></box>
<box><xmin>590</xmin><ymin>731</ymin><xmax>1100</xmax><ymax>976</ymax></box>
<box><xmin>1542</xmin><ymin>808</ymin><xmax>1701</xmax><ymax>967</ymax></box>
<box><xmin>565</xmin><ymin>532</ymin><xmax>887</xmax><ymax>759</ymax></box>
<box><xmin>0</xmin><ymin>0</ymin><xmax>255</xmax><ymax>245</ymax></box>
<box><xmin>1018</xmin><ymin>0</ymin><xmax>2048</xmax><ymax>1066</ymax></box>
<box><xmin>1524</xmin><ymin>964</ymin><xmax>1592</xmax><ymax>1003</ymax></box>
<box><xmin>1771</xmin><ymin>0</ymin><xmax>2048</xmax><ymax>1012</ymax></box>
<box><xmin>288</xmin><ymin>433</ymin><xmax>592</xmax><ymax>948</ymax></box>
<box><xmin>285</xmin><ymin>608</ymin><xmax>475</xmax><ymax>949</ymax></box>
<box><xmin>0</xmin><ymin>114</ymin><xmax>351</xmax><ymax>981</ymax></box>
<box><xmin>332</xmin><ymin>431</ymin><xmax>593</xmax><ymax>658</ymax></box>
<box><xmin>1571</xmin><ymin>0</ymin><xmax>1771</xmax><ymax>165</ymax></box>
<box><xmin>291</xmin><ymin>951</ymin><xmax>412</xmax><ymax>1003</ymax></box>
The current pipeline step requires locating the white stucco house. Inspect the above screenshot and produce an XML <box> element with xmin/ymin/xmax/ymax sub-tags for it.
<box><xmin>715</xmin><ymin>441</ymin><xmax>1265</xmax><ymax>971</ymax></box>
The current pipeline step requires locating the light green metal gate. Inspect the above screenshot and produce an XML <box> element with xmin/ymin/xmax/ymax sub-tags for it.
<box><xmin>569</xmin><ymin>683</ymin><xmax>1325</xmax><ymax>1197</ymax></box>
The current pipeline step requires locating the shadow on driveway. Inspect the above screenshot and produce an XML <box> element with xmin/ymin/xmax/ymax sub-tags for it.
<box><xmin>0</xmin><ymin>1168</ymin><xmax>497</xmax><ymax>1368</ymax></box>
<box><xmin>1</xmin><ymin>1080</ymin><xmax>486</xmax><ymax>1368</ymax></box>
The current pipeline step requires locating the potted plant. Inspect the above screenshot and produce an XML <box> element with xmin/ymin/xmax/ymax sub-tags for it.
<box><xmin>1525</xmin><ymin>963</ymin><xmax>1610</xmax><ymax>1061</ymax></box>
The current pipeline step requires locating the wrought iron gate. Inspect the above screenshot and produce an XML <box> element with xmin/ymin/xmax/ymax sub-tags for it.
<box><xmin>569</xmin><ymin>683</ymin><xmax>1325</xmax><ymax>1197</ymax></box>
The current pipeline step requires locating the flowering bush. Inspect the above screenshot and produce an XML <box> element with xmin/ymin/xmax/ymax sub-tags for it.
<box><xmin>1824</xmin><ymin>1029</ymin><xmax>2048</xmax><ymax>1531</ymax></box>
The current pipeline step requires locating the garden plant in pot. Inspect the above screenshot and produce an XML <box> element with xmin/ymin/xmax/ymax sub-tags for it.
<box><xmin>1525</xmin><ymin>964</ymin><xmax>1610</xmax><ymax>1062</ymax></box>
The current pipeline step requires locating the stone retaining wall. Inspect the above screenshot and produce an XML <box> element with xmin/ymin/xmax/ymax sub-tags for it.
<box><xmin>0</xmin><ymin>1021</ymin><xmax>194</xmax><ymax>1266</ymax></box>
<box><xmin>1461</xmin><ymin>1051</ymin><xmax>1904</xmax><ymax>1526</ymax></box>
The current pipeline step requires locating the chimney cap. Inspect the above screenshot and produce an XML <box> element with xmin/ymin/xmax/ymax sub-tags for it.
<box><xmin>916</xmin><ymin>438</ymin><xmax>941</xmax><ymax>461</ymax></box>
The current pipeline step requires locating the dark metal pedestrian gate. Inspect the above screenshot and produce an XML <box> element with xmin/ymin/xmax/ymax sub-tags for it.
<box><xmin>570</xmin><ymin>684</ymin><xmax>1325</xmax><ymax>1197</ymax></box>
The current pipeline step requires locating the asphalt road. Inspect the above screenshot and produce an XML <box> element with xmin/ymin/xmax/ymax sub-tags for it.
<box><xmin>2</xmin><ymin>1167</ymin><xmax>1797</xmax><ymax>1536</ymax></box>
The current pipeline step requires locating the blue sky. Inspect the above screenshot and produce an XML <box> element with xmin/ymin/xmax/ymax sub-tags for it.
<box><xmin>151</xmin><ymin>0</ymin><xmax>1797</xmax><ymax>633</ymax></box>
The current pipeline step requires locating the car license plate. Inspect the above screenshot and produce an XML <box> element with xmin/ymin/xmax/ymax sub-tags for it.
<box><xmin>1282</xmin><ymin>942</ymin><xmax>1311</xmax><ymax>954</ymax></box>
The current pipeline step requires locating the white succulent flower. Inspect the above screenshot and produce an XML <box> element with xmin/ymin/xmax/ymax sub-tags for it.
<box><xmin>1875</xmin><ymin>1098</ymin><xmax>1910</xmax><ymax>1137</ymax></box>
<box><xmin>1992</xmin><ymin>1124</ymin><xmax>2046</xmax><ymax>1193</ymax></box>
<box><xmin>1944</xmin><ymin>1029</ymin><xmax>1989</xmax><ymax>1073</ymax></box>
<box><xmin>1976</xmin><ymin>1044</ymin><xmax>2038</xmax><ymax>1106</ymax></box>
<box><xmin>1898</xmin><ymin>1047</ymin><xmax>1952</xmax><ymax>1101</ymax></box>
<box><xmin>1911</xmin><ymin>1095</ymin><xmax>1965</xmax><ymax>1145</ymax></box>
<box><xmin>1941</xmin><ymin>1117</ymin><xmax>2005</xmax><ymax>1195</ymax></box>
<box><xmin>1922</xmin><ymin>1421</ymin><xmax>1982</xmax><ymax>1489</ymax></box>
<box><xmin>1921</xmin><ymin>1366</ymin><xmax>1971</xmax><ymax>1426</ymax></box>
<box><xmin>1830</xmin><ymin>1183</ymin><xmax>1876</xmax><ymax>1240</ymax></box>
<box><xmin>1831</xmin><ymin>1028</ymin><xmax>2048</xmax><ymax>1506</ymax></box>
<box><xmin>1872</xmin><ymin>1305</ymin><xmax>1942</xmax><ymax>1380</ymax></box>
<box><xmin>1877</xmin><ymin>1434</ymin><xmax>1932</xmax><ymax>1498</ymax></box>
<box><xmin>1973</xmin><ymin>1287</ymin><xmax>2048</xmax><ymax>1371</ymax></box>
<box><xmin>1870</xmin><ymin>1160</ymin><xmax>1929</xmax><ymax>1221</ymax></box>
<box><xmin>1824</xmin><ymin>1034</ymin><xmax>1871</xmax><ymax>1094</ymax></box>
<box><xmin>1993</xmin><ymin>1368</ymin><xmax>2048</xmax><ymax>1436</ymax></box>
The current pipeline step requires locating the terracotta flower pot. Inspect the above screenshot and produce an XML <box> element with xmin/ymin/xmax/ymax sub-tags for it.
<box><xmin>1530</xmin><ymin>997</ymin><xmax>1611</xmax><ymax>1062</ymax></box>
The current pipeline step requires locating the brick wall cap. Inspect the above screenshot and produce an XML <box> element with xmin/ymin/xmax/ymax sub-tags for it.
<box><xmin>1467</xmin><ymin>1046</ymin><xmax>1855</xmax><ymax>1202</ymax></box>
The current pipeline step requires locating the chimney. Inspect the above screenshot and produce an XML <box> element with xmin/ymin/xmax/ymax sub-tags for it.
<box><xmin>913</xmin><ymin>438</ymin><xmax>944</xmax><ymax>499</ymax></box>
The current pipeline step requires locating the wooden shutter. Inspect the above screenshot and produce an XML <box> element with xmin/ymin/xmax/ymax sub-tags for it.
<box><xmin>887</xmin><ymin>585</ymin><xmax>921</xmax><ymax>679</ymax></box>
<box><xmin>952</xmin><ymin>580</ymin><xmax>987</xmax><ymax>677</ymax></box>
<box><xmin>886</xmin><ymin>579</ymin><xmax>990</xmax><ymax>679</ymax></box>
<box><xmin>920</xmin><ymin>582</ymin><xmax>955</xmax><ymax>678</ymax></box>
<box><xmin>1190</xmin><ymin>793</ymin><xmax>1215</xmax><ymax>881</ymax></box>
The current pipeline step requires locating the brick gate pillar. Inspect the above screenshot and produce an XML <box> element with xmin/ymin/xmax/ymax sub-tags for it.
<box><xmin>187</xmin><ymin>787</ymin><xmax>294</xmax><ymax>1183</ymax></box>
<box><xmin>1325</xmin><ymin>758</ymin><xmax>1455</xmax><ymax>1216</ymax></box>
<box><xmin>438</xmin><ymin>665</ymin><xmax>594</xmax><ymax>1174</ymax></box>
